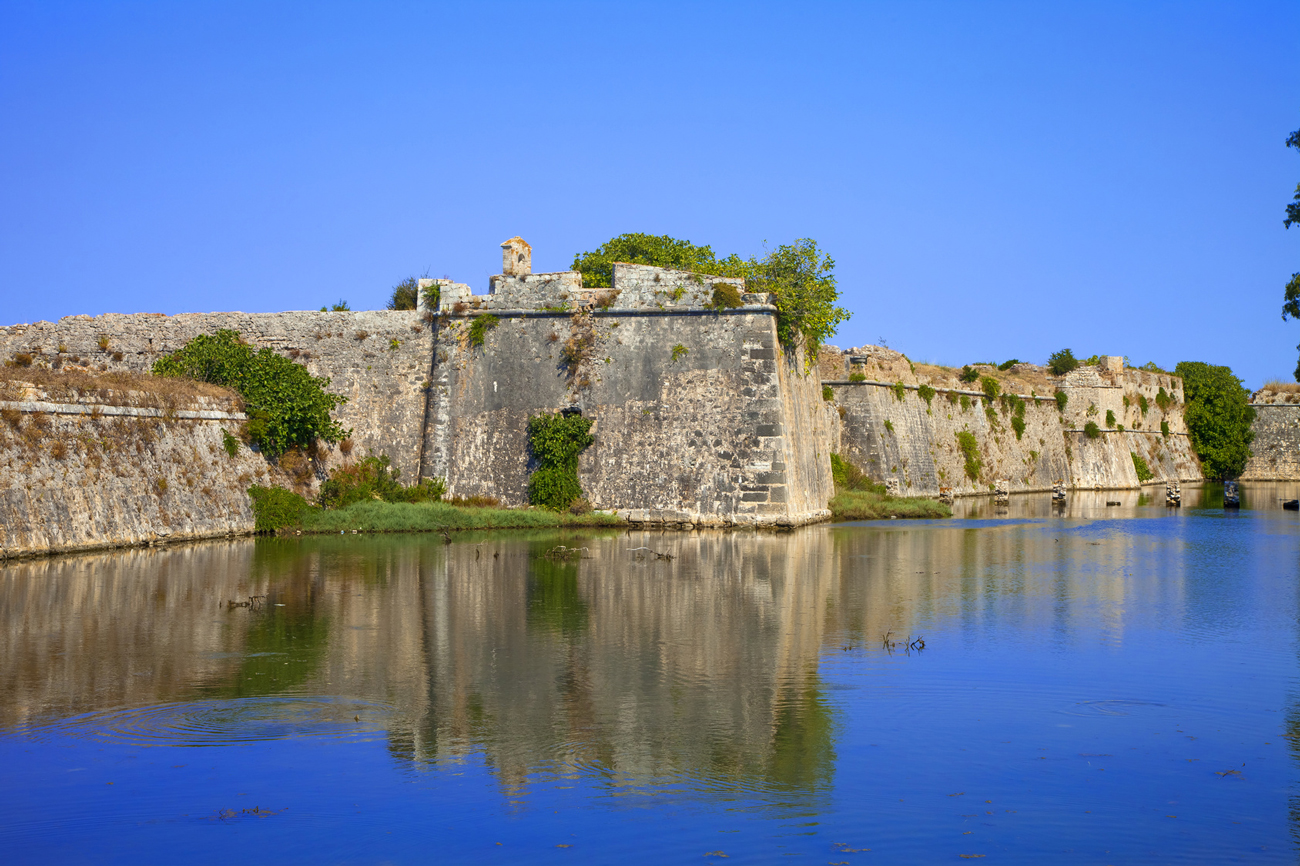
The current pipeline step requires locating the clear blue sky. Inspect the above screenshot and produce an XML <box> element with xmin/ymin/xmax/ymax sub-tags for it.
<box><xmin>2</xmin><ymin>1</ymin><xmax>1296</xmax><ymax>387</ymax></box>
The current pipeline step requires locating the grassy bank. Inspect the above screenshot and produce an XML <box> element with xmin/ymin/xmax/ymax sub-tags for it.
<box><xmin>296</xmin><ymin>499</ymin><xmax>623</xmax><ymax>533</ymax></box>
<box><xmin>828</xmin><ymin>489</ymin><xmax>952</xmax><ymax>521</ymax></box>
<box><xmin>827</xmin><ymin>453</ymin><xmax>951</xmax><ymax>520</ymax></box>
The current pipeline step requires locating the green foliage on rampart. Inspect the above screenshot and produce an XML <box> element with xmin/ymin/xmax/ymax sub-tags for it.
<box><xmin>467</xmin><ymin>314</ymin><xmax>499</xmax><ymax>347</ymax></box>
<box><xmin>1131</xmin><ymin>452</ymin><xmax>1154</xmax><ymax>482</ymax></box>
<box><xmin>955</xmin><ymin>430</ymin><xmax>981</xmax><ymax>481</ymax></box>
<box><xmin>527</xmin><ymin>412</ymin><xmax>594</xmax><ymax>511</ymax></box>
<box><xmin>153</xmin><ymin>329</ymin><xmax>347</xmax><ymax>457</ymax></box>
<box><xmin>1175</xmin><ymin>361</ymin><xmax>1256</xmax><ymax>480</ymax></box>
<box><xmin>571</xmin><ymin>233</ymin><xmax>849</xmax><ymax>357</ymax></box>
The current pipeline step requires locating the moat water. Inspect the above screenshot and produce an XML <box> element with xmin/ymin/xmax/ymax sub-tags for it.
<box><xmin>3</xmin><ymin>484</ymin><xmax>1300</xmax><ymax>864</ymax></box>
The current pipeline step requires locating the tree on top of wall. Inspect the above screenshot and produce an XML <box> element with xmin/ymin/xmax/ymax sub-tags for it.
<box><xmin>571</xmin><ymin>233</ymin><xmax>849</xmax><ymax>358</ymax></box>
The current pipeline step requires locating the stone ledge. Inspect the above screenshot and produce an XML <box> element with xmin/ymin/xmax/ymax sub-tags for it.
<box><xmin>0</xmin><ymin>400</ymin><xmax>246</xmax><ymax>421</ymax></box>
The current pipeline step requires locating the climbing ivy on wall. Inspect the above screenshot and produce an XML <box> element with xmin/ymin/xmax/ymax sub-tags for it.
<box><xmin>527</xmin><ymin>412</ymin><xmax>594</xmax><ymax>511</ymax></box>
<box><xmin>153</xmin><ymin>329</ymin><xmax>348</xmax><ymax>457</ymax></box>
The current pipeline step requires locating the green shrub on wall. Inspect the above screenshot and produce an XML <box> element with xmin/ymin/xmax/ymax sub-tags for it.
<box><xmin>1011</xmin><ymin>416</ymin><xmax>1026</xmax><ymax>440</ymax></box>
<box><xmin>527</xmin><ymin>412</ymin><xmax>594</xmax><ymax>511</ymax></box>
<box><xmin>980</xmin><ymin>376</ymin><xmax>1000</xmax><ymax>401</ymax></box>
<box><xmin>892</xmin><ymin>381</ymin><xmax>906</xmax><ymax>401</ymax></box>
<box><xmin>822</xmin><ymin>385</ymin><xmax>834</xmax><ymax>401</ymax></box>
<box><xmin>1054</xmin><ymin>390</ymin><xmax>1068</xmax><ymax>412</ymax></box>
<box><xmin>468</xmin><ymin>314</ymin><xmax>499</xmax><ymax>347</ymax></box>
<box><xmin>1105</xmin><ymin>409</ymin><xmax>1116</xmax><ymax>428</ymax></box>
<box><xmin>153</xmin><ymin>329</ymin><xmax>347</xmax><ymax>458</ymax></box>
<box><xmin>1084</xmin><ymin>421</ymin><xmax>1101</xmax><ymax>439</ymax></box>
<box><xmin>917</xmin><ymin>384</ymin><xmax>935</xmax><ymax>406</ymax></box>
<box><xmin>1131</xmin><ymin>452</ymin><xmax>1154</xmax><ymax>482</ymax></box>
<box><xmin>955</xmin><ymin>430</ymin><xmax>981</xmax><ymax>481</ymax></box>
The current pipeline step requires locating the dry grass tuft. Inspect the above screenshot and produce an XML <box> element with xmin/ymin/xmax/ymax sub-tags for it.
<box><xmin>0</xmin><ymin>366</ymin><xmax>240</xmax><ymax>409</ymax></box>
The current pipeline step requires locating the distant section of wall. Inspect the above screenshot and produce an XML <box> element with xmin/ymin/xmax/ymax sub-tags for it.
<box><xmin>1242</xmin><ymin>404</ymin><xmax>1300</xmax><ymax>480</ymax></box>
<box><xmin>0</xmin><ymin>386</ymin><xmax>268</xmax><ymax>557</ymax></box>
<box><xmin>827</xmin><ymin>364</ymin><xmax>1200</xmax><ymax>495</ymax></box>
<box><xmin>0</xmin><ymin>311</ymin><xmax>434</xmax><ymax>481</ymax></box>
<box><xmin>421</xmin><ymin>264</ymin><xmax>831</xmax><ymax>526</ymax></box>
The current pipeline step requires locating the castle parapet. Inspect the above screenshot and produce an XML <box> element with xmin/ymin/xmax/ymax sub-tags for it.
<box><xmin>432</xmin><ymin>240</ymin><xmax>768</xmax><ymax>314</ymax></box>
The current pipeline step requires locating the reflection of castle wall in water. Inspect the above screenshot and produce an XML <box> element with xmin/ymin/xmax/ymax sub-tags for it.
<box><xmin>0</xmin><ymin>527</ymin><xmax>1199</xmax><ymax>799</ymax></box>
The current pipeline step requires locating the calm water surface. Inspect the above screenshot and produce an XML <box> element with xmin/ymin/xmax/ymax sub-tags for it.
<box><xmin>3</xmin><ymin>484</ymin><xmax>1300</xmax><ymax>864</ymax></box>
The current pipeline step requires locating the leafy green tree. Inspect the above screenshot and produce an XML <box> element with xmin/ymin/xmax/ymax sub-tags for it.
<box><xmin>745</xmin><ymin>239</ymin><xmax>850</xmax><ymax>357</ymax></box>
<box><xmin>1174</xmin><ymin>361</ymin><xmax>1255</xmax><ymax>479</ymax></box>
<box><xmin>387</xmin><ymin>277</ymin><xmax>419</xmax><ymax>311</ymax></box>
<box><xmin>572</xmin><ymin>233</ymin><xmax>850</xmax><ymax>357</ymax></box>
<box><xmin>1282</xmin><ymin>129</ymin><xmax>1300</xmax><ymax>379</ymax></box>
<box><xmin>1047</xmin><ymin>348</ymin><xmax>1079</xmax><ymax>376</ymax></box>
<box><xmin>153</xmin><ymin>329</ymin><xmax>348</xmax><ymax>457</ymax></box>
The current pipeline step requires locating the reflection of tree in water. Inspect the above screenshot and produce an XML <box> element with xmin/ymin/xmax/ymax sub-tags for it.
<box><xmin>526</xmin><ymin>548</ymin><xmax>589</xmax><ymax>636</ymax></box>
<box><xmin>199</xmin><ymin>539</ymin><xmax>331</xmax><ymax>698</ymax></box>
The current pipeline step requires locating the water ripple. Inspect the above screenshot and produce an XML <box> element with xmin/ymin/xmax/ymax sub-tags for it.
<box><xmin>15</xmin><ymin>696</ymin><xmax>393</xmax><ymax>747</ymax></box>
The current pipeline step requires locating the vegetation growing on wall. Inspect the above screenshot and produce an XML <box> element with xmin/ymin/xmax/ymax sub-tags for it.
<box><xmin>1106</xmin><ymin>409</ymin><xmax>1116</xmax><ymax>427</ymax></box>
<box><xmin>572</xmin><ymin>233</ymin><xmax>849</xmax><ymax>358</ymax></box>
<box><xmin>892</xmin><ymin>381</ymin><xmax>906</xmax><ymax>401</ymax></box>
<box><xmin>955</xmin><ymin>430</ymin><xmax>981</xmax><ymax>481</ymax></box>
<box><xmin>572</xmin><ymin>234</ymin><xmax>739</xmax><ymax>288</ymax></box>
<box><xmin>959</xmin><ymin>365</ymin><xmax>979</xmax><ymax>384</ymax></box>
<box><xmin>527</xmin><ymin>412</ymin><xmax>594</xmax><ymax>511</ymax></box>
<box><xmin>917</xmin><ymin>384</ymin><xmax>935</xmax><ymax>407</ymax></box>
<box><xmin>1084</xmin><ymin>421</ymin><xmax>1101</xmax><ymax>439</ymax></box>
<box><xmin>980</xmin><ymin>376</ymin><xmax>1000</xmax><ymax>401</ymax></box>
<box><xmin>1054</xmin><ymin>390</ymin><xmax>1068</xmax><ymax>412</ymax></box>
<box><xmin>1131</xmin><ymin>452</ymin><xmax>1154</xmax><ymax>482</ymax></box>
<box><xmin>1011</xmin><ymin>415</ymin><xmax>1026</xmax><ymax>440</ymax></box>
<box><xmin>709</xmin><ymin>283</ymin><xmax>743</xmax><ymax>309</ymax></box>
<box><xmin>153</xmin><ymin>329</ymin><xmax>347</xmax><ymax>457</ymax></box>
<box><xmin>1175</xmin><ymin>361</ymin><xmax>1256</xmax><ymax>479</ymax></box>
<box><xmin>822</xmin><ymin>385</ymin><xmax>834</xmax><ymax>401</ymax></box>
<box><xmin>467</xmin><ymin>314</ymin><xmax>499</xmax><ymax>347</ymax></box>
<box><xmin>1155</xmin><ymin>386</ymin><xmax>1172</xmax><ymax>412</ymax></box>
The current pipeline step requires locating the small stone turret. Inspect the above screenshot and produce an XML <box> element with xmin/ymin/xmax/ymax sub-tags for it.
<box><xmin>501</xmin><ymin>236</ymin><xmax>532</xmax><ymax>276</ymax></box>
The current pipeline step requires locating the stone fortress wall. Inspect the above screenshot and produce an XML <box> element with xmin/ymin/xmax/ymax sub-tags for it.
<box><xmin>823</xmin><ymin>349</ymin><xmax>1201</xmax><ymax>495</ymax></box>
<box><xmin>1241</xmin><ymin>386</ymin><xmax>1300</xmax><ymax>481</ymax></box>
<box><xmin>420</xmin><ymin>240</ymin><xmax>834</xmax><ymax>525</ymax></box>
<box><xmin>11</xmin><ymin>233</ymin><xmax>1299</xmax><ymax>557</ymax></box>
